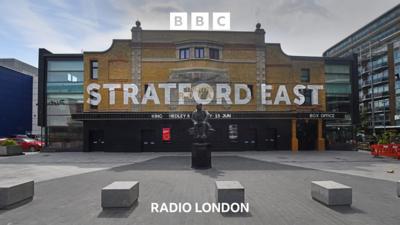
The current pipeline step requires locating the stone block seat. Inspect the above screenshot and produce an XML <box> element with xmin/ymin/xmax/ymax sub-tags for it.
<box><xmin>215</xmin><ymin>181</ymin><xmax>244</xmax><ymax>204</ymax></box>
<box><xmin>311</xmin><ymin>180</ymin><xmax>352</xmax><ymax>206</ymax></box>
<box><xmin>101</xmin><ymin>181</ymin><xmax>139</xmax><ymax>208</ymax></box>
<box><xmin>0</xmin><ymin>179</ymin><xmax>34</xmax><ymax>209</ymax></box>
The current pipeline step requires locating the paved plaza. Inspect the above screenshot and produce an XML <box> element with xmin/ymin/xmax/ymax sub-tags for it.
<box><xmin>0</xmin><ymin>151</ymin><xmax>399</xmax><ymax>225</ymax></box>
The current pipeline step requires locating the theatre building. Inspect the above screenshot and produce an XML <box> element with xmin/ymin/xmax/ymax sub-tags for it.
<box><xmin>38</xmin><ymin>22</ymin><xmax>358</xmax><ymax>152</ymax></box>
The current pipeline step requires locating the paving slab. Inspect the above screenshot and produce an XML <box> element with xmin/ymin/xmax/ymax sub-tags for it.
<box><xmin>0</xmin><ymin>156</ymin><xmax>399</xmax><ymax>225</ymax></box>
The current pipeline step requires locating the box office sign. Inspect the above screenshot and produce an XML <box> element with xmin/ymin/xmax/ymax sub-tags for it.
<box><xmin>297</xmin><ymin>112</ymin><xmax>346</xmax><ymax>119</ymax></box>
<box><xmin>86</xmin><ymin>83</ymin><xmax>324</xmax><ymax>106</ymax></box>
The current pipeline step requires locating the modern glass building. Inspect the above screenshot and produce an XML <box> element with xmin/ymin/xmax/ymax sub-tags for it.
<box><xmin>324</xmin><ymin>3</ymin><xmax>400</xmax><ymax>131</ymax></box>
<box><xmin>324</xmin><ymin>60</ymin><xmax>358</xmax><ymax>149</ymax></box>
<box><xmin>38</xmin><ymin>49</ymin><xmax>83</xmax><ymax>151</ymax></box>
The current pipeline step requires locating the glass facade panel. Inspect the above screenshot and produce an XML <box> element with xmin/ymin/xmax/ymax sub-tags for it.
<box><xmin>325</xmin><ymin>63</ymin><xmax>352</xmax><ymax>149</ymax></box>
<box><xmin>394</xmin><ymin>48</ymin><xmax>400</xmax><ymax>64</ymax></box>
<box><xmin>326</xmin><ymin>84</ymin><xmax>351</xmax><ymax>94</ymax></box>
<box><xmin>371</xmin><ymin>70</ymin><xmax>388</xmax><ymax>83</ymax></box>
<box><xmin>325</xmin><ymin>125</ymin><xmax>353</xmax><ymax>149</ymax></box>
<box><xmin>46</xmin><ymin>60</ymin><xmax>83</xmax><ymax>150</ymax></box>
<box><xmin>47</xmin><ymin>71</ymin><xmax>83</xmax><ymax>82</ymax></box>
<box><xmin>325</xmin><ymin>74</ymin><xmax>350</xmax><ymax>83</ymax></box>
<box><xmin>47</xmin><ymin>83</ymin><xmax>83</xmax><ymax>94</ymax></box>
<box><xmin>395</xmin><ymin>47</ymin><xmax>400</xmax><ymax>125</ymax></box>
<box><xmin>366</xmin><ymin>55</ymin><xmax>388</xmax><ymax>69</ymax></box>
<box><xmin>47</xmin><ymin>93</ymin><xmax>83</xmax><ymax>102</ymax></box>
<box><xmin>373</xmin><ymin>98</ymin><xmax>389</xmax><ymax>111</ymax></box>
<box><xmin>47</xmin><ymin>61</ymin><xmax>83</xmax><ymax>71</ymax></box>
<box><xmin>325</xmin><ymin>64</ymin><xmax>349</xmax><ymax>74</ymax></box>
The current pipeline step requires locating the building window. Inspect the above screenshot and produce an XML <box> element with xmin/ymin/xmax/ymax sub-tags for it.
<box><xmin>46</xmin><ymin>59</ymin><xmax>83</xmax><ymax>150</ymax></box>
<box><xmin>394</xmin><ymin>48</ymin><xmax>400</xmax><ymax>64</ymax></box>
<box><xmin>90</xmin><ymin>90</ymin><xmax>98</xmax><ymax>110</ymax></box>
<box><xmin>90</xmin><ymin>60</ymin><xmax>98</xmax><ymax>80</ymax></box>
<box><xmin>209</xmin><ymin>48</ymin><xmax>220</xmax><ymax>59</ymax></box>
<box><xmin>301</xmin><ymin>89</ymin><xmax>312</xmax><ymax>105</ymax></box>
<box><xmin>195</xmin><ymin>48</ymin><xmax>205</xmax><ymax>58</ymax></box>
<box><xmin>179</xmin><ymin>48</ymin><xmax>190</xmax><ymax>59</ymax></box>
<box><xmin>301</xmin><ymin>69</ymin><xmax>310</xmax><ymax>82</ymax></box>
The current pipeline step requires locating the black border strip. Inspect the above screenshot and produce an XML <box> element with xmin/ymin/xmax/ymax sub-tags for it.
<box><xmin>71</xmin><ymin>111</ymin><xmax>346</xmax><ymax>120</ymax></box>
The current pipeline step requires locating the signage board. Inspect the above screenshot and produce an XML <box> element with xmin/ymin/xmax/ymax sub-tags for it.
<box><xmin>86</xmin><ymin>82</ymin><xmax>324</xmax><ymax>106</ymax></box>
<box><xmin>162</xmin><ymin>128</ymin><xmax>171</xmax><ymax>141</ymax></box>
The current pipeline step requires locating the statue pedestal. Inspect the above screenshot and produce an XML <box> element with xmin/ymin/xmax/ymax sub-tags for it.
<box><xmin>192</xmin><ymin>143</ymin><xmax>211</xmax><ymax>169</ymax></box>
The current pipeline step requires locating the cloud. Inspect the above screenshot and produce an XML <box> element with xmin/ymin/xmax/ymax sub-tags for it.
<box><xmin>0</xmin><ymin>0</ymin><xmax>77</xmax><ymax>53</ymax></box>
<box><xmin>46</xmin><ymin>0</ymin><xmax>71</xmax><ymax>9</ymax></box>
<box><xmin>275</xmin><ymin>0</ymin><xmax>332</xmax><ymax>18</ymax></box>
<box><xmin>143</xmin><ymin>1</ymin><xmax>185</xmax><ymax>14</ymax></box>
<box><xmin>0</xmin><ymin>0</ymin><xmax>399</xmax><ymax>67</ymax></box>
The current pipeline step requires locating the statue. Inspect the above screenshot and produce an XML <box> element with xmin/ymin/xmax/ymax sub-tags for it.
<box><xmin>190</xmin><ymin>104</ymin><xmax>214</xmax><ymax>169</ymax></box>
<box><xmin>189</xmin><ymin>104</ymin><xmax>215</xmax><ymax>140</ymax></box>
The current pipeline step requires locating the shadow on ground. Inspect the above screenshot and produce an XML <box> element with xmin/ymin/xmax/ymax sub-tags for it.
<box><xmin>98</xmin><ymin>201</ymin><xmax>139</xmax><ymax>218</ymax></box>
<box><xmin>111</xmin><ymin>156</ymin><xmax>314</xmax><ymax>174</ymax></box>
<box><xmin>328</xmin><ymin>205</ymin><xmax>365</xmax><ymax>214</ymax></box>
<box><xmin>0</xmin><ymin>197</ymin><xmax>33</xmax><ymax>215</ymax></box>
<box><xmin>221</xmin><ymin>211</ymin><xmax>253</xmax><ymax>217</ymax></box>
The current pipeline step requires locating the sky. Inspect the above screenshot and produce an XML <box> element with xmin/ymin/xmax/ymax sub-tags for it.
<box><xmin>0</xmin><ymin>0</ymin><xmax>399</xmax><ymax>67</ymax></box>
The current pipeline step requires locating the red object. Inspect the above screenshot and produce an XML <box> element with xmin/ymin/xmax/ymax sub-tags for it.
<box><xmin>370</xmin><ymin>144</ymin><xmax>400</xmax><ymax>159</ymax></box>
<box><xmin>15</xmin><ymin>138</ymin><xmax>44</xmax><ymax>151</ymax></box>
<box><xmin>162</xmin><ymin>128</ymin><xmax>171</xmax><ymax>141</ymax></box>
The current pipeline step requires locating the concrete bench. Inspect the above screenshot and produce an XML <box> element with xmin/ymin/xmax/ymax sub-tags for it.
<box><xmin>311</xmin><ymin>181</ymin><xmax>352</xmax><ymax>206</ymax></box>
<box><xmin>0</xmin><ymin>179</ymin><xmax>34</xmax><ymax>209</ymax></box>
<box><xmin>101</xmin><ymin>181</ymin><xmax>139</xmax><ymax>208</ymax></box>
<box><xmin>215</xmin><ymin>181</ymin><xmax>244</xmax><ymax>204</ymax></box>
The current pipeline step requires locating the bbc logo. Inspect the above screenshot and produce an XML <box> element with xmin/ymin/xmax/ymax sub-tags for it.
<box><xmin>170</xmin><ymin>12</ymin><xmax>230</xmax><ymax>31</ymax></box>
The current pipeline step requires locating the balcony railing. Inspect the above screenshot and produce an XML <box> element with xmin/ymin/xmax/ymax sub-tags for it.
<box><xmin>365</xmin><ymin>106</ymin><xmax>390</xmax><ymax>112</ymax></box>
<box><xmin>359</xmin><ymin>63</ymin><xmax>388</xmax><ymax>75</ymax></box>
<box><xmin>361</xmin><ymin>92</ymin><xmax>389</xmax><ymax>101</ymax></box>
<box><xmin>359</xmin><ymin>77</ymin><xmax>389</xmax><ymax>89</ymax></box>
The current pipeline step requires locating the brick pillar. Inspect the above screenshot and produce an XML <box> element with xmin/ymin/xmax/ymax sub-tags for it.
<box><xmin>387</xmin><ymin>43</ymin><xmax>396</xmax><ymax>125</ymax></box>
<box><xmin>131</xmin><ymin>21</ymin><xmax>142</xmax><ymax>112</ymax></box>
<box><xmin>317</xmin><ymin>119</ymin><xmax>325</xmax><ymax>151</ymax></box>
<box><xmin>291</xmin><ymin>119</ymin><xmax>298</xmax><ymax>152</ymax></box>
<box><xmin>255</xmin><ymin>25</ymin><xmax>266</xmax><ymax>111</ymax></box>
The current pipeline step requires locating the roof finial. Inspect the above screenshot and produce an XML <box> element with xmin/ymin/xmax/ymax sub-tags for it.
<box><xmin>135</xmin><ymin>20</ymin><xmax>141</xmax><ymax>28</ymax></box>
